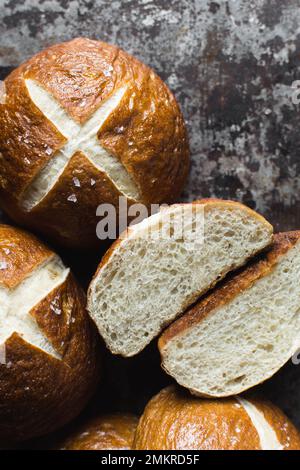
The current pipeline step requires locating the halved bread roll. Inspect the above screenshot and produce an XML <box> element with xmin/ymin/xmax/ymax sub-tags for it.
<box><xmin>60</xmin><ymin>413</ymin><xmax>138</xmax><ymax>450</ymax></box>
<box><xmin>133</xmin><ymin>386</ymin><xmax>300</xmax><ymax>450</ymax></box>
<box><xmin>0</xmin><ymin>224</ymin><xmax>101</xmax><ymax>441</ymax></box>
<box><xmin>159</xmin><ymin>231</ymin><xmax>300</xmax><ymax>397</ymax></box>
<box><xmin>88</xmin><ymin>199</ymin><xmax>273</xmax><ymax>356</ymax></box>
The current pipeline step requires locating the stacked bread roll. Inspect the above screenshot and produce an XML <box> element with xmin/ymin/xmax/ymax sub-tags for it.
<box><xmin>60</xmin><ymin>414</ymin><xmax>138</xmax><ymax>450</ymax></box>
<box><xmin>0</xmin><ymin>38</ymin><xmax>299</xmax><ymax>450</ymax></box>
<box><xmin>133</xmin><ymin>386</ymin><xmax>300</xmax><ymax>450</ymax></box>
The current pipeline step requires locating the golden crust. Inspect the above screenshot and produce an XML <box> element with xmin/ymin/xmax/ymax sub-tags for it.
<box><xmin>158</xmin><ymin>231</ymin><xmax>298</xmax><ymax>349</ymax></box>
<box><xmin>133</xmin><ymin>386</ymin><xmax>300</xmax><ymax>450</ymax></box>
<box><xmin>21</xmin><ymin>151</ymin><xmax>126</xmax><ymax>248</ymax></box>
<box><xmin>0</xmin><ymin>225</ymin><xmax>101</xmax><ymax>441</ymax></box>
<box><xmin>0</xmin><ymin>38</ymin><xmax>189</xmax><ymax>248</ymax></box>
<box><xmin>60</xmin><ymin>413</ymin><xmax>138</xmax><ymax>450</ymax></box>
<box><xmin>0</xmin><ymin>224</ymin><xmax>53</xmax><ymax>288</ymax></box>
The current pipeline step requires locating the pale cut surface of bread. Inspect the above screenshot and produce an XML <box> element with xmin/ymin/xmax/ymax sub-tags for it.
<box><xmin>23</xmin><ymin>80</ymin><xmax>139</xmax><ymax>210</ymax></box>
<box><xmin>159</xmin><ymin>232</ymin><xmax>300</xmax><ymax>397</ymax></box>
<box><xmin>0</xmin><ymin>256</ymin><xmax>68</xmax><ymax>358</ymax></box>
<box><xmin>133</xmin><ymin>386</ymin><xmax>300</xmax><ymax>450</ymax></box>
<box><xmin>88</xmin><ymin>200</ymin><xmax>273</xmax><ymax>356</ymax></box>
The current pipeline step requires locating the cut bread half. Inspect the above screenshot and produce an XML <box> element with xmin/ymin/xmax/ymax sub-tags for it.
<box><xmin>88</xmin><ymin>199</ymin><xmax>273</xmax><ymax>357</ymax></box>
<box><xmin>159</xmin><ymin>231</ymin><xmax>300</xmax><ymax>397</ymax></box>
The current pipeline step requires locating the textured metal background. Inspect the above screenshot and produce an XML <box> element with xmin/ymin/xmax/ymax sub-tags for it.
<box><xmin>1</xmin><ymin>0</ymin><xmax>300</xmax><ymax>437</ymax></box>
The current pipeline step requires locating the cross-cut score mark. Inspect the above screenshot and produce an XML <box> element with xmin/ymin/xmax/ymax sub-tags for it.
<box><xmin>237</xmin><ymin>397</ymin><xmax>283</xmax><ymax>450</ymax></box>
<box><xmin>21</xmin><ymin>79</ymin><xmax>140</xmax><ymax>211</ymax></box>
<box><xmin>0</xmin><ymin>257</ymin><xmax>69</xmax><ymax>359</ymax></box>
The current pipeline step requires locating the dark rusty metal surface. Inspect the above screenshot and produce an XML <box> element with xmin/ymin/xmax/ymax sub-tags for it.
<box><xmin>1</xmin><ymin>0</ymin><xmax>300</xmax><ymax>231</ymax></box>
<box><xmin>1</xmin><ymin>0</ymin><xmax>300</xmax><ymax>435</ymax></box>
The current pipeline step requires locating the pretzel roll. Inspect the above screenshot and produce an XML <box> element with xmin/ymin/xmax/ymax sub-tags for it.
<box><xmin>133</xmin><ymin>386</ymin><xmax>300</xmax><ymax>450</ymax></box>
<box><xmin>60</xmin><ymin>413</ymin><xmax>138</xmax><ymax>450</ymax></box>
<box><xmin>0</xmin><ymin>38</ymin><xmax>189</xmax><ymax>248</ymax></box>
<box><xmin>0</xmin><ymin>224</ymin><xmax>100</xmax><ymax>441</ymax></box>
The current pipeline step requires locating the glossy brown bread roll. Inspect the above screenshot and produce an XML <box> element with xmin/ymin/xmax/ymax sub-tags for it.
<box><xmin>133</xmin><ymin>386</ymin><xmax>300</xmax><ymax>450</ymax></box>
<box><xmin>159</xmin><ymin>232</ymin><xmax>300</xmax><ymax>397</ymax></box>
<box><xmin>0</xmin><ymin>38</ymin><xmax>189</xmax><ymax>248</ymax></box>
<box><xmin>60</xmin><ymin>413</ymin><xmax>138</xmax><ymax>450</ymax></box>
<box><xmin>0</xmin><ymin>224</ymin><xmax>100</xmax><ymax>441</ymax></box>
